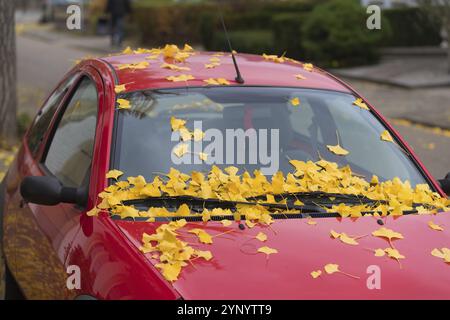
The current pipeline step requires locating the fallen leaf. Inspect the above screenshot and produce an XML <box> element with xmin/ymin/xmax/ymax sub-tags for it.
<box><xmin>189</xmin><ymin>229</ymin><xmax>213</xmax><ymax>244</ymax></box>
<box><xmin>86</xmin><ymin>207</ymin><xmax>100</xmax><ymax>217</ymax></box>
<box><xmin>380</xmin><ymin>130</ymin><xmax>394</xmax><ymax>142</ymax></box>
<box><xmin>117</xmin><ymin>98</ymin><xmax>131</xmax><ymax>109</ymax></box>
<box><xmin>221</xmin><ymin>219</ymin><xmax>232</xmax><ymax>227</ymax></box>
<box><xmin>324</xmin><ymin>263</ymin><xmax>339</xmax><ymax>274</ymax></box>
<box><xmin>290</xmin><ymin>97</ymin><xmax>300</xmax><ymax>107</ymax></box>
<box><xmin>257</xmin><ymin>246</ymin><xmax>278</xmax><ymax>256</ymax></box>
<box><xmin>198</xmin><ymin>152</ymin><xmax>208</xmax><ymax>161</ymax></box>
<box><xmin>106</xmin><ymin>169</ymin><xmax>123</xmax><ymax>180</ymax></box>
<box><xmin>173</xmin><ymin>143</ymin><xmax>189</xmax><ymax>158</ymax></box>
<box><xmin>311</xmin><ymin>270</ymin><xmax>322</xmax><ymax>279</ymax></box>
<box><xmin>428</xmin><ymin>221</ymin><xmax>444</xmax><ymax>231</ymax></box>
<box><xmin>353</xmin><ymin>98</ymin><xmax>369</xmax><ymax>110</ymax></box>
<box><xmin>170</xmin><ymin>116</ymin><xmax>187</xmax><ymax>131</ymax></box>
<box><xmin>327</xmin><ymin>144</ymin><xmax>349</xmax><ymax>156</ymax></box>
<box><xmin>166</xmin><ymin>74</ymin><xmax>195</xmax><ymax>82</ymax></box>
<box><xmin>115</xmin><ymin>84</ymin><xmax>126</xmax><ymax>94</ymax></box>
<box><xmin>255</xmin><ymin>232</ymin><xmax>268</xmax><ymax>242</ymax></box>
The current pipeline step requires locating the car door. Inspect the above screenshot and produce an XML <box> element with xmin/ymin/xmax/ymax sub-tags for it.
<box><xmin>12</xmin><ymin>68</ymin><xmax>103</xmax><ymax>299</ymax></box>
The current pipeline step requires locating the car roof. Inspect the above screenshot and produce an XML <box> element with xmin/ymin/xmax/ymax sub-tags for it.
<box><xmin>98</xmin><ymin>51</ymin><xmax>352</xmax><ymax>94</ymax></box>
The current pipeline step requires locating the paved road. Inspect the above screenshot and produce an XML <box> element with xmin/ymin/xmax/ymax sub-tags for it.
<box><xmin>15</xmin><ymin>33</ymin><xmax>450</xmax><ymax>182</ymax></box>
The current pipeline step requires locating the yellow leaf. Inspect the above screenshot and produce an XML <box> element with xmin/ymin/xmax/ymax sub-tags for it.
<box><xmin>306</xmin><ymin>217</ymin><xmax>317</xmax><ymax>225</ymax></box>
<box><xmin>204</xmin><ymin>78</ymin><xmax>230</xmax><ymax>86</ymax></box>
<box><xmin>290</xmin><ymin>97</ymin><xmax>300</xmax><ymax>107</ymax></box>
<box><xmin>246</xmin><ymin>220</ymin><xmax>256</xmax><ymax>228</ymax></box>
<box><xmin>255</xmin><ymin>232</ymin><xmax>268</xmax><ymax>242</ymax></box>
<box><xmin>324</xmin><ymin>263</ymin><xmax>339</xmax><ymax>274</ymax></box>
<box><xmin>166</xmin><ymin>74</ymin><xmax>195</xmax><ymax>82</ymax></box>
<box><xmin>205</xmin><ymin>63</ymin><xmax>220</xmax><ymax>69</ymax></box>
<box><xmin>114</xmin><ymin>84</ymin><xmax>127</xmax><ymax>94</ymax></box>
<box><xmin>199</xmin><ymin>152</ymin><xmax>208</xmax><ymax>161</ymax></box>
<box><xmin>160</xmin><ymin>62</ymin><xmax>190</xmax><ymax>72</ymax></box>
<box><xmin>173</xmin><ymin>143</ymin><xmax>189</xmax><ymax>158</ymax></box>
<box><xmin>339</xmin><ymin>233</ymin><xmax>359</xmax><ymax>245</ymax></box>
<box><xmin>311</xmin><ymin>270</ymin><xmax>322</xmax><ymax>279</ymax></box>
<box><xmin>431</xmin><ymin>248</ymin><xmax>450</xmax><ymax>263</ymax></box>
<box><xmin>155</xmin><ymin>262</ymin><xmax>183</xmax><ymax>282</ymax></box>
<box><xmin>86</xmin><ymin>207</ymin><xmax>100</xmax><ymax>217</ymax></box>
<box><xmin>189</xmin><ymin>229</ymin><xmax>213</xmax><ymax>244</ymax></box>
<box><xmin>295</xmin><ymin>74</ymin><xmax>306</xmax><ymax>80</ymax></box>
<box><xmin>122</xmin><ymin>46</ymin><xmax>133</xmax><ymax>54</ymax></box>
<box><xmin>170</xmin><ymin>116</ymin><xmax>187</xmax><ymax>131</ymax></box>
<box><xmin>303</xmin><ymin>63</ymin><xmax>314</xmax><ymax>72</ymax></box>
<box><xmin>327</xmin><ymin>144</ymin><xmax>349</xmax><ymax>156</ymax></box>
<box><xmin>195</xmin><ymin>250</ymin><xmax>213</xmax><ymax>261</ymax></box>
<box><xmin>221</xmin><ymin>219</ymin><xmax>232</xmax><ymax>227</ymax></box>
<box><xmin>428</xmin><ymin>221</ymin><xmax>444</xmax><ymax>231</ymax></box>
<box><xmin>192</xmin><ymin>129</ymin><xmax>205</xmax><ymax>141</ymax></box>
<box><xmin>106</xmin><ymin>169</ymin><xmax>123</xmax><ymax>180</ymax></box>
<box><xmin>372</xmin><ymin>227</ymin><xmax>404</xmax><ymax>241</ymax></box>
<box><xmin>117</xmin><ymin>98</ymin><xmax>131</xmax><ymax>110</ymax></box>
<box><xmin>374</xmin><ymin>248</ymin><xmax>386</xmax><ymax>257</ymax></box>
<box><xmin>380</xmin><ymin>130</ymin><xmax>394</xmax><ymax>142</ymax></box>
<box><xmin>257</xmin><ymin>246</ymin><xmax>278</xmax><ymax>256</ymax></box>
<box><xmin>353</xmin><ymin>98</ymin><xmax>369</xmax><ymax>110</ymax></box>
<box><xmin>384</xmin><ymin>248</ymin><xmax>405</xmax><ymax>261</ymax></box>
<box><xmin>176</xmin><ymin>204</ymin><xmax>190</xmax><ymax>216</ymax></box>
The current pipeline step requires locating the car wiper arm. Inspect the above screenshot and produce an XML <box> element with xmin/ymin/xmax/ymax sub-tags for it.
<box><xmin>123</xmin><ymin>195</ymin><xmax>325</xmax><ymax>213</ymax></box>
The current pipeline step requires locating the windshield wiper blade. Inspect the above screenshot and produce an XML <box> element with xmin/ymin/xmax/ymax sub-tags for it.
<box><xmin>123</xmin><ymin>195</ymin><xmax>325</xmax><ymax>213</ymax></box>
<box><xmin>259</xmin><ymin>191</ymin><xmax>382</xmax><ymax>205</ymax></box>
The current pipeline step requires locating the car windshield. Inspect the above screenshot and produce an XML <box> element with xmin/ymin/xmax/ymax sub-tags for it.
<box><xmin>113</xmin><ymin>86</ymin><xmax>428</xmax><ymax>188</ymax></box>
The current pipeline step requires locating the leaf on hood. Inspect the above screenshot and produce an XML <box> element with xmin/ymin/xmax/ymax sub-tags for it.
<box><xmin>257</xmin><ymin>246</ymin><xmax>278</xmax><ymax>256</ymax></box>
<box><xmin>255</xmin><ymin>232</ymin><xmax>268</xmax><ymax>242</ymax></box>
<box><xmin>428</xmin><ymin>220</ymin><xmax>444</xmax><ymax>231</ymax></box>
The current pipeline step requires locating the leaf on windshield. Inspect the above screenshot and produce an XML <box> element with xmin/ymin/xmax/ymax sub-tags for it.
<box><xmin>380</xmin><ymin>130</ymin><xmax>394</xmax><ymax>142</ymax></box>
<box><xmin>290</xmin><ymin>97</ymin><xmax>300</xmax><ymax>107</ymax></box>
<box><xmin>117</xmin><ymin>98</ymin><xmax>131</xmax><ymax>110</ymax></box>
<box><xmin>170</xmin><ymin>116</ymin><xmax>187</xmax><ymax>132</ymax></box>
<box><xmin>327</xmin><ymin>144</ymin><xmax>349</xmax><ymax>156</ymax></box>
<box><xmin>173</xmin><ymin>143</ymin><xmax>189</xmax><ymax>158</ymax></box>
<box><xmin>353</xmin><ymin>98</ymin><xmax>369</xmax><ymax>110</ymax></box>
<box><xmin>106</xmin><ymin>169</ymin><xmax>124</xmax><ymax>180</ymax></box>
<box><xmin>428</xmin><ymin>220</ymin><xmax>444</xmax><ymax>231</ymax></box>
<box><xmin>198</xmin><ymin>152</ymin><xmax>208</xmax><ymax>161</ymax></box>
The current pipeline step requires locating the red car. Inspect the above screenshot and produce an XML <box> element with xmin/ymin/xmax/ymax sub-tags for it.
<box><xmin>1</xmin><ymin>48</ymin><xmax>449</xmax><ymax>300</ymax></box>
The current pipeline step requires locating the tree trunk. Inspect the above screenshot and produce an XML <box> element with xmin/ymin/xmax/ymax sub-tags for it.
<box><xmin>0</xmin><ymin>0</ymin><xmax>18</xmax><ymax>147</ymax></box>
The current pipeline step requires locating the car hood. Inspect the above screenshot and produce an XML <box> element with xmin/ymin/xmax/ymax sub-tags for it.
<box><xmin>116</xmin><ymin>211</ymin><xmax>450</xmax><ymax>299</ymax></box>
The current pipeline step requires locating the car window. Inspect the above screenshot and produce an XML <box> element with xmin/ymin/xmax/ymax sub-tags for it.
<box><xmin>44</xmin><ymin>77</ymin><xmax>98</xmax><ymax>188</ymax></box>
<box><xmin>114</xmin><ymin>87</ymin><xmax>428</xmax><ymax>187</ymax></box>
<box><xmin>27</xmin><ymin>75</ymin><xmax>77</xmax><ymax>155</ymax></box>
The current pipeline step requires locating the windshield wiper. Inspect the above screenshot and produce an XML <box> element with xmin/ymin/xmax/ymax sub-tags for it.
<box><xmin>123</xmin><ymin>195</ymin><xmax>325</xmax><ymax>213</ymax></box>
<box><xmin>253</xmin><ymin>191</ymin><xmax>382</xmax><ymax>206</ymax></box>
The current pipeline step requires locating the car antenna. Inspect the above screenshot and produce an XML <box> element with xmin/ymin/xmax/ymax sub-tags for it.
<box><xmin>219</xmin><ymin>10</ymin><xmax>244</xmax><ymax>84</ymax></box>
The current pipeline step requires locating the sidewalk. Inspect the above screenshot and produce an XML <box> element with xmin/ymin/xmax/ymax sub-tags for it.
<box><xmin>332</xmin><ymin>47</ymin><xmax>450</xmax><ymax>88</ymax></box>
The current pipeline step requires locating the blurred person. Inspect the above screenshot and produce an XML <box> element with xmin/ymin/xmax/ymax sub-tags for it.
<box><xmin>106</xmin><ymin>0</ymin><xmax>131</xmax><ymax>48</ymax></box>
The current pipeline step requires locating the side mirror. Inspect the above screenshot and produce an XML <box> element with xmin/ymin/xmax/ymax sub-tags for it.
<box><xmin>438</xmin><ymin>172</ymin><xmax>450</xmax><ymax>196</ymax></box>
<box><xmin>20</xmin><ymin>176</ymin><xmax>87</xmax><ymax>207</ymax></box>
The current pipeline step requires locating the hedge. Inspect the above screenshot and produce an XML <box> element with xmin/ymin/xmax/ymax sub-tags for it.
<box><xmin>128</xmin><ymin>0</ymin><xmax>442</xmax><ymax>68</ymax></box>
<box><xmin>382</xmin><ymin>7</ymin><xmax>441</xmax><ymax>47</ymax></box>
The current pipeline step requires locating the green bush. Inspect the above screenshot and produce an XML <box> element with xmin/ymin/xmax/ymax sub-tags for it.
<box><xmin>302</xmin><ymin>0</ymin><xmax>391</xmax><ymax>68</ymax></box>
<box><xmin>208</xmin><ymin>30</ymin><xmax>274</xmax><ymax>55</ymax></box>
<box><xmin>271</xmin><ymin>13</ymin><xmax>306</xmax><ymax>59</ymax></box>
<box><xmin>383</xmin><ymin>7</ymin><xmax>441</xmax><ymax>47</ymax></box>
